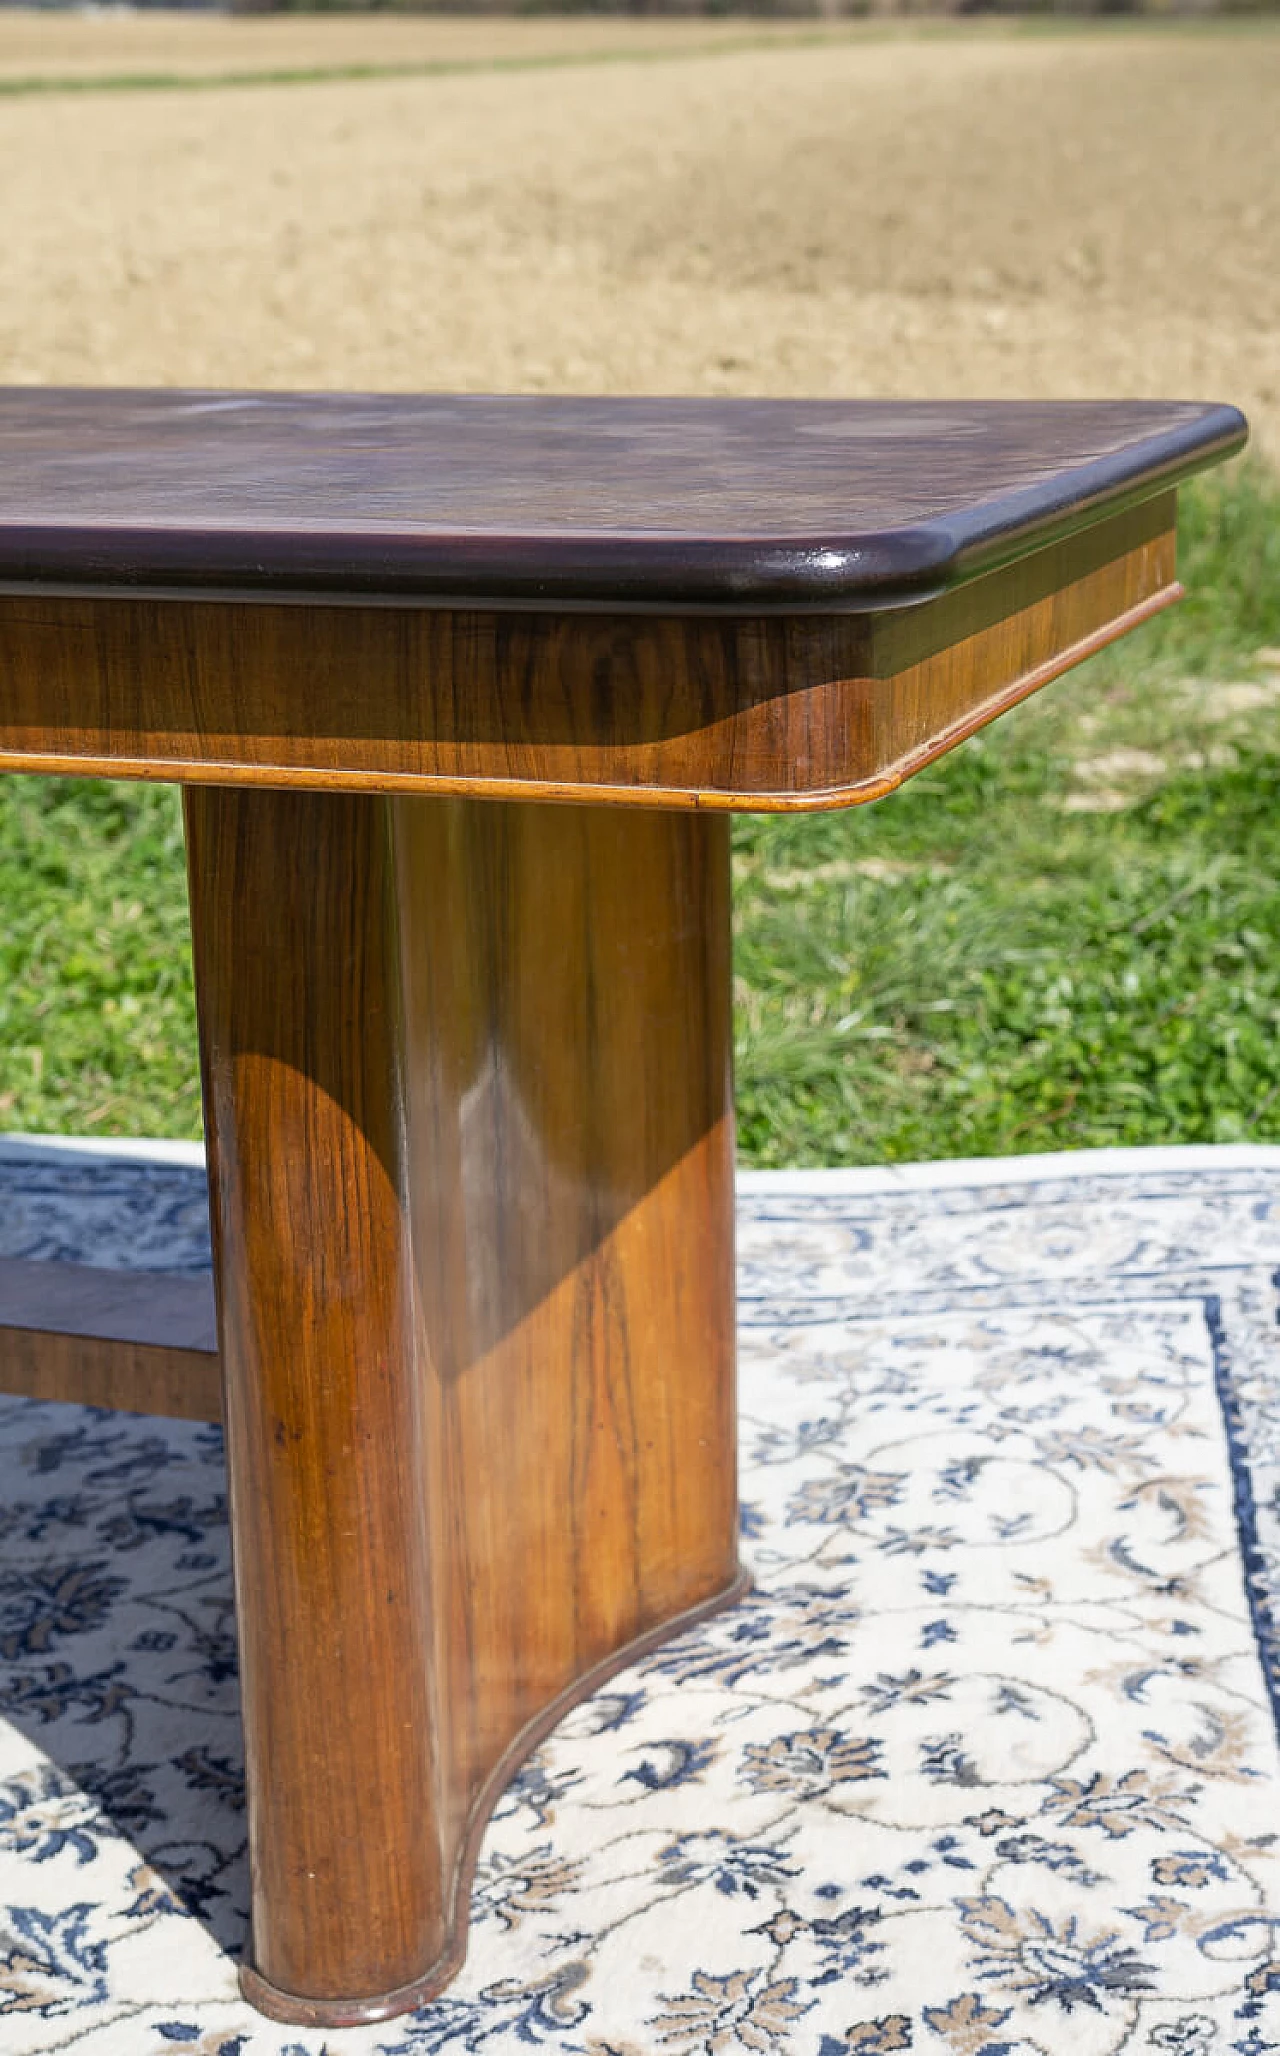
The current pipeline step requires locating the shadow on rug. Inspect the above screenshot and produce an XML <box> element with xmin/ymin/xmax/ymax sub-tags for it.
<box><xmin>1</xmin><ymin>1141</ymin><xmax>1279</xmax><ymax>2055</ymax></box>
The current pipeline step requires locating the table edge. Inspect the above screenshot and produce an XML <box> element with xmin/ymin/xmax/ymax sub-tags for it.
<box><xmin>0</xmin><ymin>401</ymin><xmax>1246</xmax><ymax>614</ymax></box>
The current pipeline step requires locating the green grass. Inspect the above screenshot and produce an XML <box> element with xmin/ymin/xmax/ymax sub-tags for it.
<box><xmin>735</xmin><ymin>460</ymin><xmax>1280</xmax><ymax>1164</ymax></box>
<box><xmin>0</xmin><ymin>14</ymin><xmax>1271</xmax><ymax>102</ymax></box>
<box><xmin>0</xmin><ymin>26</ymin><xmax>1016</xmax><ymax>102</ymax></box>
<box><xmin>0</xmin><ymin>779</ymin><xmax>199</xmax><ymax>1138</ymax></box>
<box><xmin>0</xmin><ymin>38</ymin><xmax>845</xmax><ymax>101</ymax></box>
<box><xmin>1</xmin><ymin>461</ymin><xmax>1278</xmax><ymax>1163</ymax></box>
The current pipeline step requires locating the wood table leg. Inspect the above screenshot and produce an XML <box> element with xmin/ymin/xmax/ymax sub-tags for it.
<box><xmin>183</xmin><ymin>786</ymin><xmax>743</xmax><ymax>2027</ymax></box>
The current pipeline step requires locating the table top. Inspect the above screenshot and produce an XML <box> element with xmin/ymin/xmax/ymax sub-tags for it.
<box><xmin>0</xmin><ymin>389</ymin><xmax>1245</xmax><ymax>613</ymax></box>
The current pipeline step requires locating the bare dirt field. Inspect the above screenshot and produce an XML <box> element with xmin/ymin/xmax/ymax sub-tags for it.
<box><xmin>0</xmin><ymin>15</ymin><xmax>1276</xmax><ymax>452</ymax></box>
<box><xmin>0</xmin><ymin>9</ymin><xmax>855</xmax><ymax>80</ymax></box>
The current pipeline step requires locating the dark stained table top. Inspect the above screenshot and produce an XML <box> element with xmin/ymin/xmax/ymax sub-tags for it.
<box><xmin>0</xmin><ymin>389</ymin><xmax>1246</xmax><ymax>613</ymax></box>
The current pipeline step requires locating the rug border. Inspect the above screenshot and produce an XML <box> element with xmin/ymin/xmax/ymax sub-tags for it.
<box><xmin>7</xmin><ymin>1134</ymin><xmax>1280</xmax><ymax>1189</ymax></box>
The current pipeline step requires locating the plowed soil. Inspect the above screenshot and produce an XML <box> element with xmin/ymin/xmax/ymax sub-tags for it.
<box><xmin>0</xmin><ymin>16</ymin><xmax>1276</xmax><ymax>452</ymax></box>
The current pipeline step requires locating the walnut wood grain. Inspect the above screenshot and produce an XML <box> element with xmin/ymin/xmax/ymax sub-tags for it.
<box><xmin>0</xmin><ymin>387</ymin><xmax>1248</xmax><ymax>2028</ymax></box>
<box><xmin>0</xmin><ymin>1330</ymin><xmax>219</xmax><ymax>1421</ymax></box>
<box><xmin>0</xmin><ymin>496</ymin><xmax>1177</xmax><ymax>810</ymax></box>
<box><xmin>0</xmin><ymin>390</ymin><xmax>1243</xmax><ymax>608</ymax></box>
<box><xmin>0</xmin><ymin>1255</ymin><xmax>220</xmax><ymax>1419</ymax></box>
<box><xmin>183</xmin><ymin>785</ymin><xmax>741</xmax><ymax>2024</ymax></box>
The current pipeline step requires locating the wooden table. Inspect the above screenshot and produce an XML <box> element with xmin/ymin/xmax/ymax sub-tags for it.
<box><xmin>0</xmin><ymin>390</ymin><xmax>1245</xmax><ymax>2025</ymax></box>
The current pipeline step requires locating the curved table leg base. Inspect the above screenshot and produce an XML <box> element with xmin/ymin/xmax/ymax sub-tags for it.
<box><xmin>187</xmin><ymin>790</ymin><xmax>740</xmax><ymax>2022</ymax></box>
<box><xmin>239</xmin><ymin>1566</ymin><xmax>752</xmax><ymax>2029</ymax></box>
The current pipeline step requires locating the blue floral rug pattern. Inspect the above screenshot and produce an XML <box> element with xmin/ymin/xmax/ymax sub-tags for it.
<box><xmin>1</xmin><ymin>1142</ymin><xmax>1279</xmax><ymax>2056</ymax></box>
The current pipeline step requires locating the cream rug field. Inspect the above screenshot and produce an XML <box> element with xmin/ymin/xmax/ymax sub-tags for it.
<box><xmin>1</xmin><ymin>1141</ymin><xmax>1279</xmax><ymax>2056</ymax></box>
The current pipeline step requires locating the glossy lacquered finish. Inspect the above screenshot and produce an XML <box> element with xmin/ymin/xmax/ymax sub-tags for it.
<box><xmin>183</xmin><ymin>786</ymin><xmax>741</xmax><ymax>2023</ymax></box>
<box><xmin>0</xmin><ymin>389</ymin><xmax>1242</xmax><ymax>609</ymax></box>
<box><xmin>0</xmin><ymin>385</ymin><xmax>1248</xmax><ymax>2028</ymax></box>
<box><xmin>0</xmin><ymin>498</ymin><xmax>1177</xmax><ymax>809</ymax></box>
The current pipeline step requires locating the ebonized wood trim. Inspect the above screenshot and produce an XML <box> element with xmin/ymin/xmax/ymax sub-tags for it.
<box><xmin>0</xmin><ymin>390</ymin><xmax>1243</xmax><ymax>610</ymax></box>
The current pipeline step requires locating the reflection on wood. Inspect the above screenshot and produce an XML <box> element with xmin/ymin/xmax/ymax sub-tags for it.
<box><xmin>0</xmin><ymin>386</ymin><xmax>1244</xmax><ymax>2030</ymax></box>
<box><xmin>183</xmin><ymin>785</ymin><xmax>742</xmax><ymax>2026</ymax></box>
<box><xmin>0</xmin><ymin>1250</ymin><xmax>218</xmax><ymax>1414</ymax></box>
<box><xmin>0</xmin><ymin>1255</ymin><xmax>220</xmax><ymax>1419</ymax></box>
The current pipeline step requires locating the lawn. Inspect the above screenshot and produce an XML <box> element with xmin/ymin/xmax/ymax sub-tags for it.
<box><xmin>0</xmin><ymin>15</ymin><xmax>1276</xmax><ymax>1162</ymax></box>
<box><xmin>2</xmin><ymin>463</ymin><xmax>1277</xmax><ymax>1166</ymax></box>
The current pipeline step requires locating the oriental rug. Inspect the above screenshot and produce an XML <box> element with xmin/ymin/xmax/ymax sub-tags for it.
<box><xmin>1</xmin><ymin>1140</ymin><xmax>1279</xmax><ymax>2056</ymax></box>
